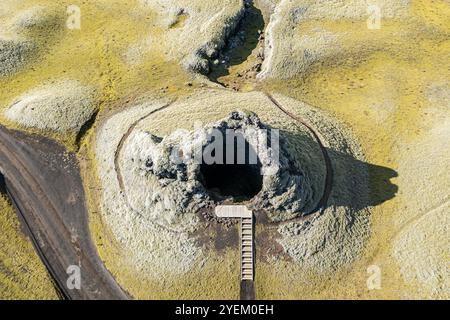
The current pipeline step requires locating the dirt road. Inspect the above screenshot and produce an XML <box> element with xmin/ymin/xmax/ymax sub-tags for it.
<box><xmin>0</xmin><ymin>125</ymin><xmax>128</xmax><ymax>300</ymax></box>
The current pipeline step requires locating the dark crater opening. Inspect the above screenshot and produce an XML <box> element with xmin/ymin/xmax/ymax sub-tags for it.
<box><xmin>200</xmin><ymin>132</ymin><xmax>263</xmax><ymax>201</ymax></box>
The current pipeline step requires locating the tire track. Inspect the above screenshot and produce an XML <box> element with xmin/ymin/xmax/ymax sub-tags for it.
<box><xmin>391</xmin><ymin>198</ymin><xmax>450</xmax><ymax>242</ymax></box>
<box><xmin>264</xmin><ymin>92</ymin><xmax>333</xmax><ymax>216</ymax></box>
<box><xmin>114</xmin><ymin>101</ymin><xmax>175</xmax><ymax>192</ymax></box>
<box><xmin>111</xmin><ymin>100</ymin><xmax>191</xmax><ymax>234</ymax></box>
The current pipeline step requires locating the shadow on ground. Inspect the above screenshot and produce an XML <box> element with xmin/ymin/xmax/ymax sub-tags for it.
<box><xmin>327</xmin><ymin>148</ymin><xmax>398</xmax><ymax>211</ymax></box>
<box><xmin>208</xmin><ymin>1</ymin><xmax>265</xmax><ymax>83</ymax></box>
<box><xmin>0</xmin><ymin>172</ymin><xmax>6</xmax><ymax>195</ymax></box>
<box><xmin>281</xmin><ymin>129</ymin><xmax>398</xmax><ymax>212</ymax></box>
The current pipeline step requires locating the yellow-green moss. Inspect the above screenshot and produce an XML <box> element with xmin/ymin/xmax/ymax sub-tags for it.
<box><xmin>1</xmin><ymin>0</ymin><xmax>448</xmax><ymax>299</ymax></box>
<box><xmin>258</xmin><ymin>0</ymin><xmax>450</xmax><ymax>299</ymax></box>
<box><xmin>0</xmin><ymin>193</ymin><xmax>58</xmax><ymax>299</ymax></box>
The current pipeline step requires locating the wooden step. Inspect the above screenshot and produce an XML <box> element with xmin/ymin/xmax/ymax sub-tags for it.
<box><xmin>241</xmin><ymin>215</ymin><xmax>254</xmax><ymax>282</ymax></box>
<box><xmin>242</xmin><ymin>275</ymin><xmax>253</xmax><ymax>281</ymax></box>
<box><xmin>242</xmin><ymin>263</ymin><xmax>253</xmax><ymax>269</ymax></box>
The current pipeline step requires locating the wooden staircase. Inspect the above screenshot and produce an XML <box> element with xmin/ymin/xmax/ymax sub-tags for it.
<box><xmin>241</xmin><ymin>216</ymin><xmax>254</xmax><ymax>281</ymax></box>
<box><xmin>215</xmin><ymin>205</ymin><xmax>255</xmax><ymax>299</ymax></box>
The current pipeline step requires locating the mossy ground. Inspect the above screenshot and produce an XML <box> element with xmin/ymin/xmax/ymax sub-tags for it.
<box><xmin>258</xmin><ymin>1</ymin><xmax>450</xmax><ymax>298</ymax></box>
<box><xmin>0</xmin><ymin>0</ymin><xmax>448</xmax><ymax>299</ymax></box>
<box><xmin>0</xmin><ymin>193</ymin><xmax>58</xmax><ymax>299</ymax></box>
<box><xmin>0</xmin><ymin>0</ymin><xmax>192</xmax><ymax>299</ymax></box>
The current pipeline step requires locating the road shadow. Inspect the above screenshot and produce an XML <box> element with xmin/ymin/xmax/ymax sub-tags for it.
<box><xmin>0</xmin><ymin>172</ymin><xmax>6</xmax><ymax>195</ymax></box>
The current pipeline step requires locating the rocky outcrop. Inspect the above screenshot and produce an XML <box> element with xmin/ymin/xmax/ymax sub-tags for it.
<box><xmin>136</xmin><ymin>0</ymin><xmax>246</xmax><ymax>74</ymax></box>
